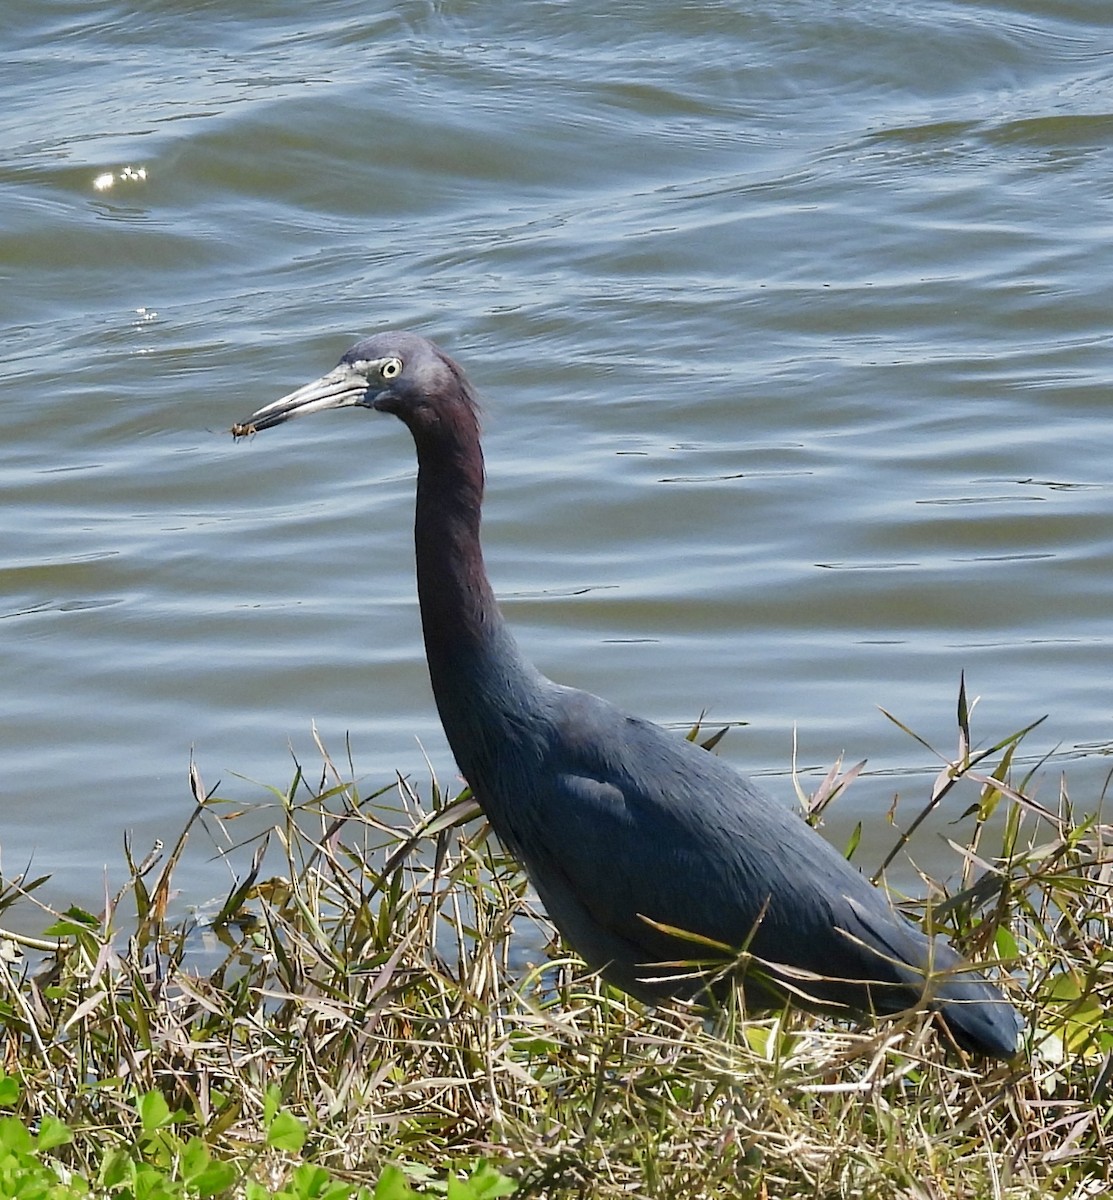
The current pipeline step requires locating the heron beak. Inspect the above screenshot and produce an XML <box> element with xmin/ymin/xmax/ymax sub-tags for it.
<box><xmin>231</xmin><ymin>364</ymin><xmax>371</xmax><ymax>437</ymax></box>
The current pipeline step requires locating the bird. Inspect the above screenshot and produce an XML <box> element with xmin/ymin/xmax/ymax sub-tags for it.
<box><xmin>233</xmin><ymin>330</ymin><xmax>1022</xmax><ymax>1059</ymax></box>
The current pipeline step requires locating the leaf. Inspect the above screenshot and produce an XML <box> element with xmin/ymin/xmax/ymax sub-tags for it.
<box><xmin>743</xmin><ymin>1024</ymin><xmax>773</xmax><ymax>1058</ymax></box>
<box><xmin>139</xmin><ymin>1089</ymin><xmax>171</xmax><ymax>1134</ymax></box>
<box><xmin>265</xmin><ymin>1109</ymin><xmax>306</xmax><ymax>1153</ymax></box>
<box><xmin>994</xmin><ymin>924</ymin><xmax>1018</xmax><ymax>960</ymax></box>
<box><xmin>0</xmin><ymin>1075</ymin><xmax>19</xmax><ymax>1107</ymax></box>
<box><xmin>62</xmin><ymin>990</ymin><xmax>109</xmax><ymax>1032</ymax></box>
<box><xmin>699</xmin><ymin>725</ymin><xmax>730</xmax><ymax>752</ymax></box>
<box><xmin>41</xmin><ymin>920</ymin><xmax>93</xmax><ymax>939</ymax></box>
<box><xmin>213</xmin><ymin>840</ymin><xmax>268</xmax><ymax>931</ymax></box>
<box><xmin>374</xmin><ymin>1165</ymin><xmax>418</xmax><ymax>1200</ymax></box>
<box><xmin>100</xmin><ymin>1148</ymin><xmax>134</xmax><ymax>1188</ymax></box>
<box><xmin>35</xmin><ymin>1114</ymin><xmax>73</xmax><ymax>1150</ymax></box>
<box><xmin>0</xmin><ymin>1115</ymin><xmax>32</xmax><ymax>1155</ymax></box>
<box><xmin>42</xmin><ymin>905</ymin><xmax>102</xmax><ymax>938</ymax></box>
<box><xmin>450</xmin><ymin>1163</ymin><xmax>516</xmax><ymax>1200</ymax></box>
<box><xmin>1040</xmin><ymin>970</ymin><xmax>1105</xmax><ymax>1055</ymax></box>
<box><xmin>263</xmin><ymin>1085</ymin><xmax>281</xmax><ymax>1128</ymax></box>
<box><xmin>190</xmin><ymin>1160</ymin><xmax>239</xmax><ymax>1197</ymax></box>
<box><xmin>956</xmin><ymin>670</ymin><xmax>970</xmax><ymax>764</ymax></box>
<box><xmin>131</xmin><ymin>1160</ymin><xmax>172</xmax><ymax>1200</ymax></box>
<box><xmin>181</xmin><ymin>1136</ymin><xmax>210</xmax><ymax>1181</ymax></box>
<box><xmin>63</xmin><ymin>905</ymin><xmax>100</xmax><ymax>926</ymax></box>
<box><xmin>288</xmin><ymin>1163</ymin><xmax>333</xmax><ymax>1199</ymax></box>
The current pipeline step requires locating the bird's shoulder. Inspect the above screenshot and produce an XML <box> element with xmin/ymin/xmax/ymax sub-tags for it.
<box><xmin>529</xmin><ymin>683</ymin><xmax>843</xmax><ymax>897</ymax></box>
<box><xmin>541</xmin><ymin>684</ymin><xmax>785</xmax><ymax>826</ymax></box>
<box><xmin>537</xmin><ymin>684</ymin><xmax>898</xmax><ymax>895</ymax></box>
<box><xmin>512</xmin><ymin>684</ymin><xmax>938</xmax><ymax>987</ymax></box>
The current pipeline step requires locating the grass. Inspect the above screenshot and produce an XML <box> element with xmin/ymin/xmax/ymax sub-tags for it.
<box><xmin>0</xmin><ymin>686</ymin><xmax>1110</xmax><ymax>1199</ymax></box>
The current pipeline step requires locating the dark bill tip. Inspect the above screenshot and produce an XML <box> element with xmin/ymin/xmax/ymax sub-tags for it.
<box><xmin>230</xmin><ymin>364</ymin><xmax>371</xmax><ymax>441</ymax></box>
<box><xmin>230</xmin><ymin>412</ymin><xmax>289</xmax><ymax>438</ymax></box>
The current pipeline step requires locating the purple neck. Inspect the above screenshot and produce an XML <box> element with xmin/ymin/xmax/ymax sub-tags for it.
<box><xmin>407</xmin><ymin>411</ymin><xmax>546</xmax><ymax>778</ymax></box>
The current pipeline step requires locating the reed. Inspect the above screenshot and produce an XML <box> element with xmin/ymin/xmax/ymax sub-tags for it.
<box><xmin>0</xmin><ymin>692</ymin><xmax>1109</xmax><ymax>1198</ymax></box>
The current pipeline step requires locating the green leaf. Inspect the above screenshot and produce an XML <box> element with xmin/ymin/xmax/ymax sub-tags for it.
<box><xmin>994</xmin><ymin>924</ymin><xmax>1018</xmax><ymax>960</ymax></box>
<box><xmin>0</xmin><ymin>1075</ymin><xmax>19</xmax><ymax>1107</ymax></box>
<box><xmin>374</xmin><ymin>1165</ymin><xmax>418</xmax><ymax>1200</ymax></box>
<box><xmin>42</xmin><ymin>907</ymin><xmax>101</xmax><ymax>938</ymax></box>
<box><xmin>1041</xmin><ymin>970</ymin><xmax>1104</xmax><ymax>1054</ymax></box>
<box><xmin>189</xmin><ymin>1160</ymin><xmax>238</xmax><ymax>1197</ymax></box>
<box><xmin>0</xmin><ymin>1115</ymin><xmax>33</xmax><ymax>1155</ymax></box>
<box><xmin>263</xmin><ymin>1085</ymin><xmax>282</xmax><ymax>1128</ymax></box>
<box><xmin>743</xmin><ymin>1024</ymin><xmax>773</xmax><ymax>1058</ymax></box>
<box><xmin>139</xmin><ymin>1090</ymin><xmax>172</xmax><ymax>1134</ymax></box>
<box><xmin>265</xmin><ymin>1110</ymin><xmax>306</xmax><ymax>1153</ymax></box>
<box><xmin>132</xmin><ymin>1160</ymin><xmax>176</xmax><ymax>1200</ymax></box>
<box><xmin>35</xmin><ymin>1114</ymin><xmax>73</xmax><ymax>1151</ymax></box>
<box><xmin>449</xmin><ymin>1163</ymin><xmax>516</xmax><ymax>1200</ymax></box>
<box><xmin>41</xmin><ymin>920</ymin><xmax>91</xmax><ymax>939</ymax></box>
<box><xmin>180</xmin><ymin>1136</ymin><xmax>210</xmax><ymax>1181</ymax></box>
<box><xmin>100</xmin><ymin>1148</ymin><xmax>134</xmax><ymax>1188</ymax></box>
<box><xmin>65</xmin><ymin>905</ymin><xmax>99</xmax><ymax>922</ymax></box>
<box><xmin>288</xmin><ymin>1163</ymin><xmax>333</xmax><ymax>1199</ymax></box>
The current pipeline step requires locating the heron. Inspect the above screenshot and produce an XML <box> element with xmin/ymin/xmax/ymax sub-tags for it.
<box><xmin>233</xmin><ymin>330</ymin><xmax>1022</xmax><ymax>1058</ymax></box>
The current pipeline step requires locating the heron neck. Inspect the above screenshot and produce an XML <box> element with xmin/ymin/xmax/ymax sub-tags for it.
<box><xmin>411</xmin><ymin>428</ymin><xmax>545</xmax><ymax>772</ymax></box>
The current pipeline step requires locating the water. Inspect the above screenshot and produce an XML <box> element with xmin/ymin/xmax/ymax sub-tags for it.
<box><xmin>2</xmin><ymin>0</ymin><xmax>1111</xmax><ymax>919</ymax></box>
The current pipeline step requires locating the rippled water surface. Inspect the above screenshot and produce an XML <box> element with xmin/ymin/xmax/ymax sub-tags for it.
<box><xmin>2</xmin><ymin>0</ymin><xmax>1111</xmax><ymax>914</ymax></box>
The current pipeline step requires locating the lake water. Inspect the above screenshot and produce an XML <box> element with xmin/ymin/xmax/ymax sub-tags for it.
<box><xmin>2</xmin><ymin>0</ymin><xmax>1111</xmax><ymax>921</ymax></box>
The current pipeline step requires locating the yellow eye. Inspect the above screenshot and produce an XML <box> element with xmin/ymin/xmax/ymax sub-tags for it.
<box><xmin>381</xmin><ymin>358</ymin><xmax>403</xmax><ymax>379</ymax></box>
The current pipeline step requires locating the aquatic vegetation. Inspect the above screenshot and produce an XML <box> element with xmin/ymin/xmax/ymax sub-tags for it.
<box><xmin>0</xmin><ymin>696</ymin><xmax>1108</xmax><ymax>1198</ymax></box>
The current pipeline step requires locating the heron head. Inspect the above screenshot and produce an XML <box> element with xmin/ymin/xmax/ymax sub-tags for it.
<box><xmin>232</xmin><ymin>331</ymin><xmax>477</xmax><ymax>438</ymax></box>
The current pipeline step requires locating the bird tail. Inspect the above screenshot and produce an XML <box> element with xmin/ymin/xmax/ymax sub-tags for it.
<box><xmin>930</xmin><ymin>970</ymin><xmax>1023</xmax><ymax>1058</ymax></box>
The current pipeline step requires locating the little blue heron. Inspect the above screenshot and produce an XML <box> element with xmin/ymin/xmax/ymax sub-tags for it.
<box><xmin>233</xmin><ymin>330</ymin><xmax>1022</xmax><ymax>1058</ymax></box>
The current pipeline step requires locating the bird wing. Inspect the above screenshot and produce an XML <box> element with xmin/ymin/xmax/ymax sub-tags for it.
<box><xmin>514</xmin><ymin>689</ymin><xmax>943</xmax><ymax>1009</ymax></box>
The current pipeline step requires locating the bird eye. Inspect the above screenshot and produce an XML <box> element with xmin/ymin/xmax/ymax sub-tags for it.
<box><xmin>381</xmin><ymin>358</ymin><xmax>403</xmax><ymax>380</ymax></box>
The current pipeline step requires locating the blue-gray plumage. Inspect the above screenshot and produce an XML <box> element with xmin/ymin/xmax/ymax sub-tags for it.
<box><xmin>233</xmin><ymin>330</ymin><xmax>1022</xmax><ymax>1059</ymax></box>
